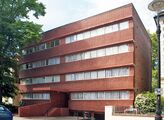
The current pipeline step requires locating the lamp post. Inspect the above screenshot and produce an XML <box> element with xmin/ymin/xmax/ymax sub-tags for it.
<box><xmin>148</xmin><ymin>0</ymin><xmax>164</xmax><ymax>120</ymax></box>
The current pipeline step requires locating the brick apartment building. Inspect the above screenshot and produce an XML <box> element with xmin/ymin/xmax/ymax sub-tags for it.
<box><xmin>18</xmin><ymin>3</ymin><xmax>151</xmax><ymax>117</ymax></box>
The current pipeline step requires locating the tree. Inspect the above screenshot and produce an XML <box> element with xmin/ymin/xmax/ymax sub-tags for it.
<box><xmin>0</xmin><ymin>0</ymin><xmax>45</xmax><ymax>103</ymax></box>
<box><xmin>149</xmin><ymin>32</ymin><xmax>158</xmax><ymax>91</ymax></box>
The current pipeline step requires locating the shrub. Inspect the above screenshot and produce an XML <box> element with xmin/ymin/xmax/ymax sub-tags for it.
<box><xmin>161</xmin><ymin>96</ymin><xmax>164</xmax><ymax>111</ymax></box>
<box><xmin>134</xmin><ymin>92</ymin><xmax>156</xmax><ymax>114</ymax></box>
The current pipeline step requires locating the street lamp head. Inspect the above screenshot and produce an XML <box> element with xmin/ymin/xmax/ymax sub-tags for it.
<box><xmin>148</xmin><ymin>0</ymin><xmax>164</xmax><ymax>12</ymax></box>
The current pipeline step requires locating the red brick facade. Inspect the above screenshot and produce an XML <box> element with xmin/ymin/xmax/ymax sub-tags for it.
<box><xmin>18</xmin><ymin>4</ymin><xmax>151</xmax><ymax>117</ymax></box>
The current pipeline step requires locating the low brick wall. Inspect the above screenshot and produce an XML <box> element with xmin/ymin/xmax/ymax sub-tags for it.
<box><xmin>19</xmin><ymin>102</ymin><xmax>52</xmax><ymax>117</ymax></box>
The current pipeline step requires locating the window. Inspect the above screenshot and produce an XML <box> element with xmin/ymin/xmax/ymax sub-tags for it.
<box><xmin>75</xmin><ymin>73</ymin><xmax>81</xmax><ymax>80</ymax></box>
<box><xmin>54</xmin><ymin>76</ymin><xmax>60</xmax><ymax>82</ymax></box>
<box><xmin>105</xmin><ymin>25</ymin><xmax>112</xmax><ymax>33</ymax></box>
<box><xmin>45</xmin><ymin>76</ymin><xmax>53</xmax><ymax>83</ymax></box>
<box><xmin>78</xmin><ymin>73</ymin><xmax>84</xmax><ymax>80</ymax></box>
<box><xmin>71</xmin><ymin>74</ymin><xmax>75</xmax><ymax>80</ymax></box>
<box><xmin>77</xmin><ymin>93</ymin><xmax>83</xmax><ymax>100</ymax></box>
<box><xmin>97</xmin><ymin>48</ymin><xmax>105</xmax><ymax>57</ymax></box>
<box><xmin>27</xmin><ymin>63</ymin><xmax>32</xmax><ymax>69</ymax></box>
<box><xmin>83</xmin><ymin>92</ymin><xmax>90</xmax><ymax>100</ymax></box>
<box><xmin>120</xmin><ymin>21</ymin><xmax>129</xmax><ymax>30</ymax></box>
<box><xmin>118</xmin><ymin>45</ymin><xmax>128</xmax><ymax>53</ymax></box>
<box><xmin>70</xmin><ymin>35</ymin><xmax>77</xmax><ymax>42</ymax></box>
<box><xmin>23</xmin><ymin>93</ymin><xmax>50</xmax><ymax>100</ymax></box>
<box><xmin>98</xmin><ymin>92</ymin><xmax>104</xmax><ymax>100</ymax></box>
<box><xmin>91</xmin><ymin>29</ymin><xmax>97</xmax><ymax>37</ymax></box>
<box><xmin>112</xmin><ymin>46</ymin><xmax>118</xmax><ymax>54</ymax></box>
<box><xmin>91</xmin><ymin>71</ymin><xmax>97</xmax><ymax>79</ymax></box>
<box><xmin>106</xmin><ymin>47</ymin><xmax>113</xmax><ymax>55</ymax></box>
<box><xmin>90</xmin><ymin>50</ymin><xmax>97</xmax><ymax>58</ymax></box>
<box><xmin>90</xmin><ymin>92</ymin><xmax>98</xmax><ymax>100</ymax></box>
<box><xmin>65</xmin><ymin>67</ymin><xmax>129</xmax><ymax>81</ymax></box>
<box><xmin>70</xmin><ymin>91</ymin><xmax>129</xmax><ymax>100</ymax></box>
<box><xmin>110</xmin><ymin>91</ymin><xmax>119</xmax><ymax>99</ymax></box>
<box><xmin>21</xmin><ymin>75</ymin><xmax>60</xmax><ymax>85</ymax></box>
<box><xmin>77</xmin><ymin>33</ymin><xmax>83</xmax><ymax>41</ymax></box>
<box><xmin>81</xmin><ymin>53</ymin><xmax>85</xmax><ymax>60</ymax></box>
<box><xmin>97</xmin><ymin>28</ymin><xmax>105</xmax><ymax>35</ymax></box>
<box><xmin>54</xmin><ymin>40</ymin><xmax>59</xmax><ymax>46</ymax></box>
<box><xmin>84</xmin><ymin>31</ymin><xmax>90</xmax><ymax>39</ymax></box>
<box><xmin>111</xmin><ymin>68</ymin><xmax>119</xmax><ymax>77</ymax></box>
<box><xmin>119</xmin><ymin>68</ymin><xmax>129</xmax><ymax>76</ymax></box>
<box><xmin>120</xmin><ymin>91</ymin><xmax>129</xmax><ymax>99</ymax></box>
<box><xmin>98</xmin><ymin>70</ymin><xmax>105</xmax><ymax>78</ymax></box>
<box><xmin>66</xmin><ymin>37</ymin><xmax>71</xmax><ymax>44</ymax></box>
<box><xmin>112</xmin><ymin>24</ymin><xmax>119</xmax><ymax>32</ymax></box>
<box><xmin>106</xmin><ymin>70</ymin><xmax>112</xmax><ymax>78</ymax></box>
<box><xmin>76</xmin><ymin>53</ymin><xmax>81</xmax><ymax>61</ymax></box>
<box><xmin>66</xmin><ymin>74</ymin><xmax>72</xmax><ymax>81</ymax></box>
<box><xmin>72</xmin><ymin>55</ymin><xmax>77</xmax><ymax>61</ymax></box>
<box><xmin>84</xmin><ymin>51</ymin><xmax>91</xmax><ymax>59</ymax></box>
<box><xmin>48</xmin><ymin>57</ymin><xmax>60</xmax><ymax>65</ymax></box>
<box><xmin>84</xmin><ymin>72</ymin><xmax>91</xmax><ymax>79</ymax></box>
<box><xmin>39</xmin><ymin>44</ymin><xmax>46</xmax><ymax>51</ymax></box>
<box><xmin>64</xmin><ymin>21</ymin><xmax>129</xmax><ymax>44</ymax></box>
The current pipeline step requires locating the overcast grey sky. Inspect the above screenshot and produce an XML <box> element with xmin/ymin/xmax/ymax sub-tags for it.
<box><xmin>30</xmin><ymin>0</ymin><xmax>157</xmax><ymax>33</ymax></box>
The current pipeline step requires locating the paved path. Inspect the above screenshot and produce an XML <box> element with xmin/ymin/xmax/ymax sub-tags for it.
<box><xmin>13</xmin><ymin>116</ymin><xmax>80</xmax><ymax>120</ymax></box>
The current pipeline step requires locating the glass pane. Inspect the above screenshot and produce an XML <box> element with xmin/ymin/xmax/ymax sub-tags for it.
<box><xmin>66</xmin><ymin>37</ymin><xmax>71</xmax><ymax>44</ymax></box>
<box><xmin>66</xmin><ymin>74</ymin><xmax>72</xmax><ymax>81</ymax></box>
<box><xmin>112</xmin><ymin>46</ymin><xmax>118</xmax><ymax>54</ymax></box>
<box><xmin>54</xmin><ymin>40</ymin><xmax>59</xmax><ymax>46</ymax></box>
<box><xmin>106</xmin><ymin>70</ymin><xmax>112</xmax><ymax>78</ymax></box>
<box><xmin>45</xmin><ymin>76</ymin><xmax>53</xmax><ymax>83</ymax></box>
<box><xmin>84</xmin><ymin>72</ymin><xmax>91</xmax><ymax>80</ymax></box>
<box><xmin>91</xmin><ymin>71</ymin><xmax>97</xmax><ymax>79</ymax></box>
<box><xmin>120</xmin><ymin>21</ymin><xmax>129</xmax><ymax>30</ymax></box>
<box><xmin>98</xmin><ymin>92</ymin><xmax>104</xmax><ymax>100</ymax></box>
<box><xmin>111</xmin><ymin>68</ymin><xmax>119</xmax><ymax>77</ymax></box>
<box><xmin>84</xmin><ymin>51</ymin><xmax>91</xmax><ymax>59</ymax></box>
<box><xmin>54</xmin><ymin>76</ymin><xmax>60</xmax><ymax>82</ymax></box>
<box><xmin>78</xmin><ymin>72</ymin><xmax>84</xmax><ymax>80</ymax></box>
<box><xmin>118</xmin><ymin>44</ymin><xmax>128</xmax><ymax>53</ymax></box>
<box><xmin>77</xmin><ymin>33</ymin><xmax>83</xmax><ymax>41</ymax></box>
<box><xmin>70</xmin><ymin>35</ymin><xmax>77</xmax><ymax>42</ymax></box>
<box><xmin>120</xmin><ymin>91</ymin><xmax>129</xmax><ymax>100</ymax></box>
<box><xmin>90</xmin><ymin>50</ymin><xmax>97</xmax><ymax>58</ymax></box>
<box><xmin>97</xmin><ymin>28</ymin><xmax>105</xmax><ymax>35</ymax></box>
<box><xmin>112</xmin><ymin>24</ymin><xmax>119</xmax><ymax>32</ymax></box>
<box><xmin>98</xmin><ymin>70</ymin><xmax>105</xmax><ymax>78</ymax></box>
<box><xmin>91</xmin><ymin>29</ymin><xmax>97</xmax><ymax>37</ymax></box>
<box><xmin>105</xmin><ymin>25</ymin><xmax>112</xmax><ymax>33</ymax></box>
<box><xmin>106</xmin><ymin>47</ymin><xmax>113</xmax><ymax>56</ymax></box>
<box><xmin>76</xmin><ymin>53</ymin><xmax>81</xmax><ymax>61</ymax></box>
<box><xmin>84</xmin><ymin>31</ymin><xmax>91</xmax><ymax>39</ymax></box>
<box><xmin>97</xmin><ymin>48</ymin><xmax>105</xmax><ymax>57</ymax></box>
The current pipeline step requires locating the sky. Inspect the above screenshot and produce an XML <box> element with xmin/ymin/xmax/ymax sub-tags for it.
<box><xmin>29</xmin><ymin>0</ymin><xmax>157</xmax><ymax>33</ymax></box>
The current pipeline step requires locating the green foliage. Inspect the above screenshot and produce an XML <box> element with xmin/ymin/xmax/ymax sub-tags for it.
<box><xmin>148</xmin><ymin>32</ymin><xmax>158</xmax><ymax>91</ymax></box>
<box><xmin>134</xmin><ymin>92</ymin><xmax>156</xmax><ymax>114</ymax></box>
<box><xmin>161</xmin><ymin>96</ymin><xmax>164</xmax><ymax>111</ymax></box>
<box><xmin>0</xmin><ymin>0</ymin><xmax>45</xmax><ymax>102</ymax></box>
